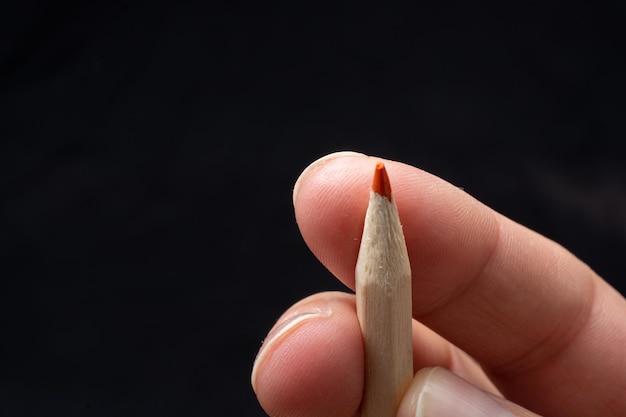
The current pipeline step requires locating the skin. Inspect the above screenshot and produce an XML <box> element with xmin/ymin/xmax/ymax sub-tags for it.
<box><xmin>251</xmin><ymin>151</ymin><xmax>626</xmax><ymax>417</ymax></box>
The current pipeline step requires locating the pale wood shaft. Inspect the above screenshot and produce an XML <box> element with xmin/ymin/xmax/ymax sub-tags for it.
<box><xmin>356</xmin><ymin>189</ymin><xmax>413</xmax><ymax>417</ymax></box>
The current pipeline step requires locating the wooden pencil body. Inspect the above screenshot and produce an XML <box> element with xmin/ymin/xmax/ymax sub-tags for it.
<box><xmin>356</xmin><ymin>190</ymin><xmax>413</xmax><ymax>417</ymax></box>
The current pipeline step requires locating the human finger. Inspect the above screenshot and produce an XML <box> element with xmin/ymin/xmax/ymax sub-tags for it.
<box><xmin>251</xmin><ymin>292</ymin><xmax>498</xmax><ymax>417</ymax></box>
<box><xmin>397</xmin><ymin>367</ymin><xmax>541</xmax><ymax>417</ymax></box>
<box><xmin>293</xmin><ymin>151</ymin><xmax>626</xmax><ymax>416</ymax></box>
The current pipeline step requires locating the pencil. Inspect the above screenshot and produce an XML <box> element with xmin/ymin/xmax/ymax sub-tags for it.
<box><xmin>356</xmin><ymin>162</ymin><xmax>414</xmax><ymax>417</ymax></box>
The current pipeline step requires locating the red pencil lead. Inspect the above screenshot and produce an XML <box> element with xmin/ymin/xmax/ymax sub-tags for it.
<box><xmin>371</xmin><ymin>162</ymin><xmax>392</xmax><ymax>201</ymax></box>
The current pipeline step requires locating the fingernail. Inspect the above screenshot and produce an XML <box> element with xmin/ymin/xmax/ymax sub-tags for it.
<box><xmin>292</xmin><ymin>151</ymin><xmax>365</xmax><ymax>206</ymax></box>
<box><xmin>408</xmin><ymin>367</ymin><xmax>515</xmax><ymax>417</ymax></box>
<box><xmin>251</xmin><ymin>301</ymin><xmax>333</xmax><ymax>390</ymax></box>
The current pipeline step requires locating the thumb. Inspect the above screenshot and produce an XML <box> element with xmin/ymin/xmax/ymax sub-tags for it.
<box><xmin>398</xmin><ymin>367</ymin><xmax>541</xmax><ymax>417</ymax></box>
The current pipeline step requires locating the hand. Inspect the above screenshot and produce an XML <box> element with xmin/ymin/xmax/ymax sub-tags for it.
<box><xmin>251</xmin><ymin>151</ymin><xmax>626</xmax><ymax>417</ymax></box>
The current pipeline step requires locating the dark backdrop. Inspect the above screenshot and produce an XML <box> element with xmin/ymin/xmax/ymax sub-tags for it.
<box><xmin>2</xmin><ymin>2</ymin><xmax>625</xmax><ymax>416</ymax></box>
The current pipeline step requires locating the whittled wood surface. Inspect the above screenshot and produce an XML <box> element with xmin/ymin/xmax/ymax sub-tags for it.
<box><xmin>356</xmin><ymin>186</ymin><xmax>413</xmax><ymax>417</ymax></box>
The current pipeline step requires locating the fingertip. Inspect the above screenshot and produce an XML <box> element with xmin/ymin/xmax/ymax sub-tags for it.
<box><xmin>293</xmin><ymin>152</ymin><xmax>390</xmax><ymax>286</ymax></box>
<box><xmin>292</xmin><ymin>150</ymin><xmax>367</xmax><ymax>207</ymax></box>
<box><xmin>251</xmin><ymin>295</ymin><xmax>333</xmax><ymax>392</ymax></box>
<box><xmin>397</xmin><ymin>367</ymin><xmax>526</xmax><ymax>417</ymax></box>
<box><xmin>252</xmin><ymin>292</ymin><xmax>364</xmax><ymax>417</ymax></box>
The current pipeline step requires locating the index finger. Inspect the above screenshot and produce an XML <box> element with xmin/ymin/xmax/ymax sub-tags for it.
<box><xmin>293</xmin><ymin>151</ymin><xmax>626</xmax><ymax>417</ymax></box>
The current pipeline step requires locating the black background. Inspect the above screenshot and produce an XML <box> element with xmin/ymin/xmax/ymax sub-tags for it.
<box><xmin>2</xmin><ymin>2</ymin><xmax>625</xmax><ymax>416</ymax></box>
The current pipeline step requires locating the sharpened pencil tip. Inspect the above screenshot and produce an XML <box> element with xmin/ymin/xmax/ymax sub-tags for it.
<box><xmin>372</xmin><ymin>162</ymin><xmax>392</xmax><ymax>201</ymax></box>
